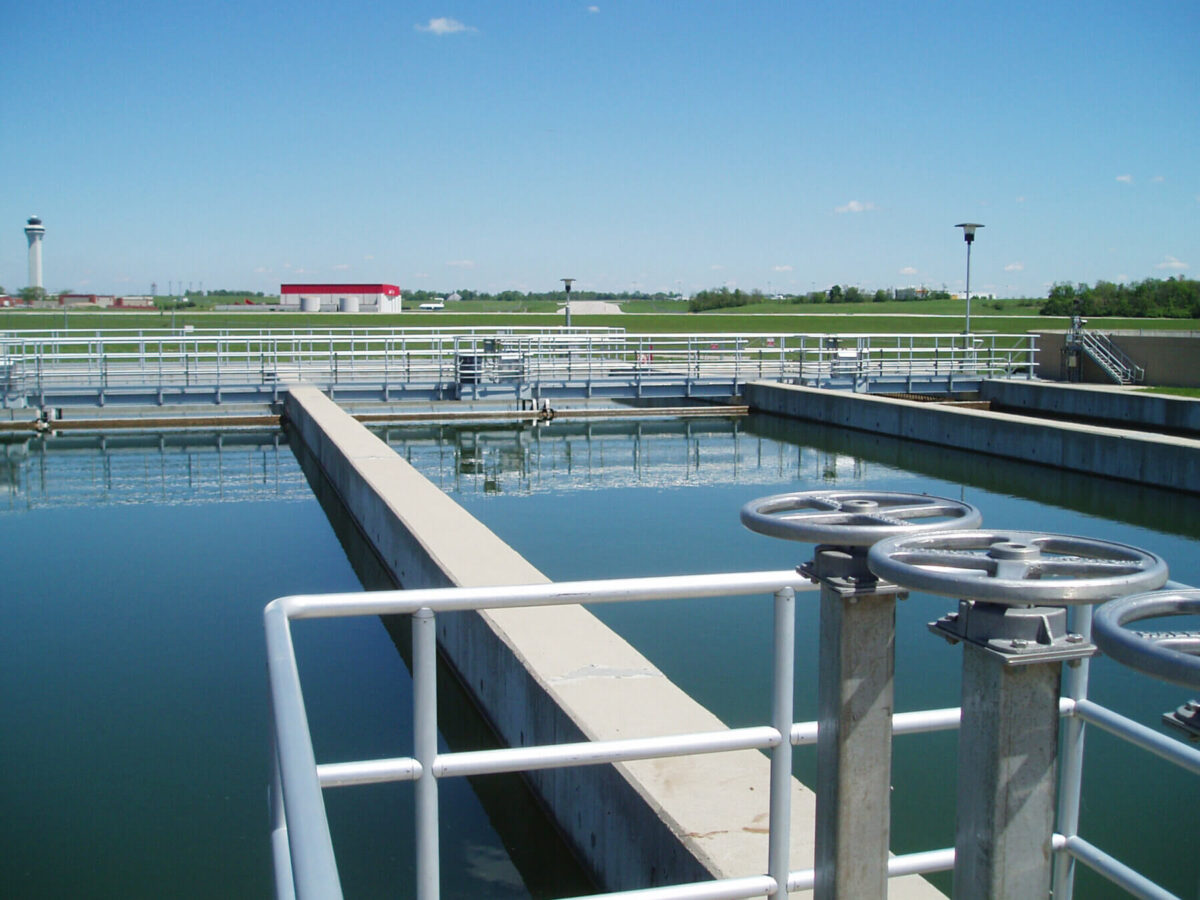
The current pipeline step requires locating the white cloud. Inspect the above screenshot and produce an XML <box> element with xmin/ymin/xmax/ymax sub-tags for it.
<box><xmin>835</xmin><ymin>200</ymin><xmax>875</xmax><ymax>213</ymax></box>
<box><xmin>588</xmin><ymin>5</ymin><xmax>599</xmax><ymax>11</ymax></box>
<box><xmin>1016</xmin><ymin>196</ymin><xmax>1026</xmax><ymax>204</ymax></box>
<box><xmin>332</xmin><ymin>263</ymin><xmax>350</xmax><ymax>271</ymax></box>
<box><xmin>1155</xmin><ymin>255</ymin><xmax>1189</xmax><ymax>271</ymax></box>
<box><xmin>254</xmin><ymin>266</ymin><xmax>270</xmax><ymax>274</ymax></box>
<box><xmin>414</xmin><ymin>272</ymin><xmax>430</xmax><ymax>279</ymax></box>
<box><xmin>416</xmin><ymin>17</ymin><xmax>476</xmax><ymax>35</ymax></box>
<box><xmin>773</xmin><ymin>265</ymin><xmax>793</xmax><ymax>272</ymax></box>
<box><xmin>710</xmin><ymin>264</ymin><xmax>724</xmax><ymax>271</ymax></box>
<box><xmin>1004</xmin><ymin>262</ymin><xmax>1025</xmax><ymax>272</ymax></box>
<box><xmin>899</xmin><ymin>266</ymin><xmax>917</xmax><ymax>276</ymax></box>
<box><xmin>363</xmin><ymin>254</ymin><xmax>375</xmax><ymax>261</ymax></box>
<box><xmin>447</xmin><ymin>259</ymin><xmax>476</xmax><ymax>269</ymax></box>
<box><xmin>1151</xmin><ymin>175</ymin><xmax>1165</xmax><ymax>183</ymax></box>
<box><xmin>1116</xmin><ymin>174</ymin><xmax>1133</xmax><ymax>184</ymax></box>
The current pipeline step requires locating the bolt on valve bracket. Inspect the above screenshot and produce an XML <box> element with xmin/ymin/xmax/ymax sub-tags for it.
<box><xmin>930</xmin><ymin>600</ymin><xmax>1095</xmax><ymax>666</ymax></box>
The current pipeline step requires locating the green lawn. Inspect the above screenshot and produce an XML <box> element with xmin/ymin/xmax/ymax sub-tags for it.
<box><xmin>3</xmin><ymin>301</ymin><xmax>1197</xmax><ymax>336</ymax></box>
<box><xmin>1138</xmin><ymin>386</ymin><xmax>1200</xmax><ymax>399</ymax></box>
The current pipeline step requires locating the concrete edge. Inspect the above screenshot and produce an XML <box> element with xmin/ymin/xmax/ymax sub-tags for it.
<box><xmin>283</xmin><ymin>384</ymin><xmax>942</xmax><ymax>896</ymax></box>
<box><xmin>746</xmin><ymin>381</ymin><xmax>1200</xmax><ymax>494</ymax></box>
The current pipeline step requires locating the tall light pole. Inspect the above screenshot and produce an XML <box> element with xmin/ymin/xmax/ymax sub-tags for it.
<box><xmin>561</xmin><ymin>278</ymin><xmax>575</xmax><ymax>329</ymax></box>
<box><xmin>955</xmin><ymin>223</ymin><xmax>983</xmax><ymax>334</ymax></box>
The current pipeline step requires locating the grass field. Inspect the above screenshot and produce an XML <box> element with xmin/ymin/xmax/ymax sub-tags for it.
<box><xmin>3</xmin><ymin>300</ymin><xmax>1198</xmax><ymax>336</ymax></box>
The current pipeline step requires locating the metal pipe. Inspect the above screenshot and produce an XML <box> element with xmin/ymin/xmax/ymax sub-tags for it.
<box><xmin>278</xmin><ymin>570</ymin><xmax>818</xmax><ymax>620</ymax></box>
<box><xmin>263</xmin><ymin>601</ymin><xmax>343</xmax><ymax>899</ymax></box>
<box><xmin>1053</xmin><ymin>603</ymin><xmax>1093</xmax><ymax>900</ymax></box>
<box><xmin>434</xmin><ymin>726</ymin><xmax>780</xmax><ymax>779</ymax></box>
<box><xmin>768</xmin><ymin>587</ymin><xmax>796</xmax><ymax>899</ymax></box>
<box><xmin>558</xmin><ymin>874</ymin><xmax>777</xmax><ymax>900</ymax></box>
<box><xmin>1057</xmin><ymin>835</ymin><xmax>1181</xmax><ymax>900</ymax></box>
<box><xmin>413</xmin><ymin>607</ymin><xmax>440</xmax><ymax>900</ymax></box>
<box><xmin>1073</xmin><ymin>698</ymin><xmax>1200</xmax><ymax>776</ymax></box>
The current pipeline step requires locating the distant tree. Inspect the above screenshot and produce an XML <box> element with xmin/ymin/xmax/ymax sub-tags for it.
<box><xmin>843</xmin><ymin>286</ymin><xmax>864</xmax><ymax>303</ymax></box>
<box><xmin>1040</xmin><ymin>276</ymin><xmax>1200</xmax><ymax>318</ymax></box>
<box><xmin>828</xmin><ymin>284</ymin><xmax>843</xmax><ymax>302</ymax></box>
<box><xmin>873</xmin><ymin>289</ymin><xmax>890</xmax><ymax>303</ymax></box>
<box><xmin>19</xmin><ymin>286</ymin><xmax>48</xmax><ymax>303</ymax></box>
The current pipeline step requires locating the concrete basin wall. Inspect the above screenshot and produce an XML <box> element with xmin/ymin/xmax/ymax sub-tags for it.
<box><xmin>746</xmin><ymin>381</ymin><xmax>1200</xmax><ymax>494</ymax></box>
<box><xmin>981</xmin><ymin>379</ymin><xmax>1200</xmax><ymax>434</ymax></box>
<box><xmin>284</xmin><ymin>385</ymin><xmax>943</xmax><ymax>896</ymax></box>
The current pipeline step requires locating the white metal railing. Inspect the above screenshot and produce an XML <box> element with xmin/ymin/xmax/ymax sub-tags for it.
<box><xmin>264</xmin><ymin>569</ymin><xmax>1199</xmax><ymax>900</ymax></box>
<box><xmin>1</xmin><ymin>330</ymin><xmax>1039</xmax><ymax>403</ymax></box>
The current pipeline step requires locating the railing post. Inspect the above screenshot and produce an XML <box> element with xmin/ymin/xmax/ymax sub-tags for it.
<box><xmin>769</xmin><ymin>586</ymin><xmax>796</xmax><ymax>899</ymax></box>
<box><xmin>413</xmin><ymin>607</ymin><xmax>440</xmax><ymax>900</ymax></box>
<box><xmin>1052</xmin><ymin>604</ymin><xmax>1092</xmax><ymax>900</ymax></box>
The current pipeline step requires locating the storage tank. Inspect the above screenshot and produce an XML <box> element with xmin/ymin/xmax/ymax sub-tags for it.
<box><xmin>339</xmin><ymin>296</ymin><xmax>360</xmax><ymax>313</ymax></box>
<box><xmin>299</xmin><ymin>296</ymin><xmax>320</xmax><ymax>312</ymax></box>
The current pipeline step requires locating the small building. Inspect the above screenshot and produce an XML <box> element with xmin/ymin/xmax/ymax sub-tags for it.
<box><xmin>280</xmin><ymin>283</ymin><xmax>402</xmax><ymax>313</ymax></box>
<box><xmin>60</xmin><ymin>293</ymin><xmax>117</xmax><ymax>308</ymax></box>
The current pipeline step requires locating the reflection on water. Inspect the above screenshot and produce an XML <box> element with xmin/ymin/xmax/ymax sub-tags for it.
<box><xmin>378</xmin><ymin>412</ymin><xmax>1200</xmax><ymax>900</ymax></box>
<box><xmin>377</xmin><ymin>417</ymin><xmax>876</xmax><ymax>495</ymax></box>
<box><xmin>0</xmin><ymin>429</ymin><xmax>579</xmax><ymax>900</ymax></box>
<box><xmin>0</xmin><ymin>431</ymin><xmax>309</xmax><ymax>510</ymax></box>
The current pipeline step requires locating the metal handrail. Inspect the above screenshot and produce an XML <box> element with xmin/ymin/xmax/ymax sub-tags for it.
<box><xmin>265</xmin><ymin>569</ymin><xmax>1199</xmax><ymax>900</ymax></box>
<box><xmin>1</xmin><ymin>330</ymin><xmax>1040</xmax><ymax>404</ymax></box>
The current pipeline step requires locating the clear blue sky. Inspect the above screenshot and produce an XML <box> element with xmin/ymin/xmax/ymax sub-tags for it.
<box><xmin>3</xmin><ymin>1</ymin><xmax>1197</xmax><ymax>299</ymax></box>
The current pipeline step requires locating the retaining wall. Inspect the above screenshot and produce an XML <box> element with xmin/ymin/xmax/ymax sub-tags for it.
<box><xmin>1034</xmin><ymin>331</ymin><xmax>1200</xmax><ymax>386</ymax></box>
<box><xmin>980</xmin><ymin>379</ymin><xmax>1200</xmax><ymax>434</ymax></box>
<box><xmin>746</xmin><ymin>381</ymin><xmax>1200</xmax><ymax>494</ymax></box>
<box><xmin>282</xmin><ymin>384</ymin><xmax>946</xmax><ymax>897</ymax></box>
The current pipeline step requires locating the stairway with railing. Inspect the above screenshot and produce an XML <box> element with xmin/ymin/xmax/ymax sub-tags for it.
<box><xmin>1073</xmin><ymin>329</ymin><xmax>1145</xmax><ymax>385</ymax></box>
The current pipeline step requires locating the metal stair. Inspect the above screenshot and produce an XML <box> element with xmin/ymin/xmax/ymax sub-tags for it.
<box><xmin>1077</xmin><ymin>330</ymin><xmax>1144</xmax><ymax>384</ymax></box>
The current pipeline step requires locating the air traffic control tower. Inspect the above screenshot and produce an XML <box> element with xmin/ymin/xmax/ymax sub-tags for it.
<box><xmin>25</xmin><ymin>216</ymin><xmax>45</xmax><ymax>289</ymax></box>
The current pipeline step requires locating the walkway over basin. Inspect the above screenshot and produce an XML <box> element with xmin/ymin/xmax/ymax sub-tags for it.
<box><xmin>1</xmin><ymin>328</ymin><xmax>1038</xmax><ymax>409</ymax></box>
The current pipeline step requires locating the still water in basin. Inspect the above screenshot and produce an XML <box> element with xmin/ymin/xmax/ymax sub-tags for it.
<box><xmin>378</xmin><ymin>413</ymin><xmax>1200</xmax><ymax>899</ymax></box>
<box><xmin>0</xmin><ymin>431</ymin><xmax>579</xmax><ymax>899</ymax></box>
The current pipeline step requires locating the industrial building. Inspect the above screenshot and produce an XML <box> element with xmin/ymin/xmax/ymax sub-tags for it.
<box><xmin>280</xmin><ymin>283</ymin><xmax>402</xmax><ymax>313</ymax></box>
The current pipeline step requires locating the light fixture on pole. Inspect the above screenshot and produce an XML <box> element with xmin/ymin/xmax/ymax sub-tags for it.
<box><xmin>561</xmin><ymin>278</ymin><xmax>575</xmax><ymax>329</ymax></box>
<box><xmin>955</xmin><ymin>223</ymin><xmax>983</xmax><ymax>334</ymax></box>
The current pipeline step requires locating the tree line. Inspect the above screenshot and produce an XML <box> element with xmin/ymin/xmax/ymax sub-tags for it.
<box><xmin>687</xmin><ymin>285</ymin><xmax>951</xmax><ymax>311</ymax></box>
<box><xmin>1040</xmin><ymin>277</ymin><xmax>1200</xmax><ymax>318</ymax></box>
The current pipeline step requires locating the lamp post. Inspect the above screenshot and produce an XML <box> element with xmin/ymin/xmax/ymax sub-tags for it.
<box><xmin>955</xmin><ymin>223</ymin><xmax>983</xmax><ymax>334</ymax></box>
<box><xmin>561</xmin><ymin>278</ymin><xmax>575</xmax><ymax>329</ymax></box>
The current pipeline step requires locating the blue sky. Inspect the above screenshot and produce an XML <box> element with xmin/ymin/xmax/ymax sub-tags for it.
<box><xmin>3</xmin><ymin>1</ymin><xmax>1197</xmax><ymax>298</ymax></box>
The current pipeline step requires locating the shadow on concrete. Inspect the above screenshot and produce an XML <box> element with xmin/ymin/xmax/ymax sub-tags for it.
<box><xmin>286</xmin><ymin>424</ymin><xmax>597</xmax><ymax>899</ymax></box>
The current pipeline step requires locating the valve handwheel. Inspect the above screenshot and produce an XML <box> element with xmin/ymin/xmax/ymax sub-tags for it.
<box><xmin>739</xmin><ymin>490</ymin><xmax>982</xmax><ymax>547</ymax></box>
<box><xmin>1094</xmin><ymin>589</ymin><xmax>1200</xmax><ymax>688</ymax></box>
<box><xmin>866</xmin><ymin>530</ymin><xmax>1168</xmax><ymax>605</ymax></box>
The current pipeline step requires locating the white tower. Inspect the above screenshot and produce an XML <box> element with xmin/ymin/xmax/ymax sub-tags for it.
<box><xmin>25</xmin><ymin>216</ymin><xmax>45</xmax><ymax>289</ymax></box>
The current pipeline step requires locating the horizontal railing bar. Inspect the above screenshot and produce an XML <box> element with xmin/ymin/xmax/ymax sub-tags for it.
<box><xmin>787</xmin><ymin>846</ymin><xmax>956</xmax><ymax>892</ymax></box>
<box><xmin>317</xmin><ymin>757</ymin><xmax>422</xmax><ymax>788</ymax></box>
<box><xmin>1070</xmin><ymin>698</ymin><xmax>1200</xmax><ymax>776</ymax></box>
<box><xmin>559</xmin><ymin>874</ymin><xmax>778</xmax><ymax>900</ymax></box>
<box><xmin>435</xmin><ymin>726</ymin><xmax>782</xmax><ymax>779</ymax></box>
<box><xmin>274</xmin><ymin>570</ymin><xmax>819</xmax><ymax>620</ymax></box>
<box><xmin>1054</xmin><ymin>834</ymin><xmax>1181</xmax><ymax>900</ymax></box>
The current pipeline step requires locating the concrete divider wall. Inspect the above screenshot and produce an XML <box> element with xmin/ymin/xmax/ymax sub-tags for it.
<box><xmin>746</xmin><ymin>381</ymin><xmax>1200</xmax><ymax>494</ymax></box>
<box><xmin>284</xmin><ymin>385</ymin><xmax>946</xmax><ymax>896</ymax></box>
<box><xmin>981</xmin><ymin>379</ymin><xmax>1200</xmax><ymax>433</ymax></box>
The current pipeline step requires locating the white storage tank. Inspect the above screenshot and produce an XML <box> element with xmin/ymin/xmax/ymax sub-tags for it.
<box><xmin>339</xmin><ymin>296</ymin><xmax>360</xmax><ymax>313</ymax></box>
<box><xmin>300</xmin><ymin>296</ymin><xmax>320</xmax><ymax>312</ymax></box>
